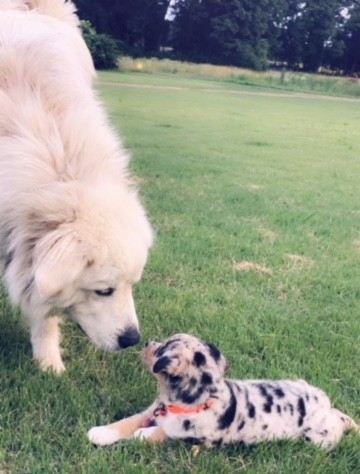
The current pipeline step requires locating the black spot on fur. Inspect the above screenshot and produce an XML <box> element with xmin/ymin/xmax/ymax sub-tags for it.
<box><xmin>238</xmin><ymin>419</ymin><xmax>246</xmax><ymax>431</ymax></box>
<box><xmin>218</xmin><ymin>381</ymin><xmax>237</xmax><ymax>430</ymax></box>
<box><xmin>276</xmin><ymin>405</ymin><xmax>282</xmax><ymax>415</ymax></box>
<box><xmin>262</xmin><ymin>424</ymin><xmax>268</xmax><ymax>430</ymax></box>
<box><xmin>201</xmin><ymin>372</ymin><xmax>213</xmax><ymax>385</ymax></box>
<box><xmin>274</xmin><ymin>388</ymin><xmax>285</xmax><ymax>398</ymax></box>
<box><xmin>248</xmin><ymin>404</ymin><xmax>256</xmax><ymax>418</ymax></box>
<box><xmin>168</xmin><ymin>374</ymin><xmax>183</xmax><ymax>388</ymax></box>
<box><xmin>183</xmin><ymin>420</ymin><xmax>192</xmax><ymax>431</ymax></box>
<box><xmin>297</xmin><ymin>397</ymin><xmax>306</xmax><ymax>427</ymax></box>
<box><xmin>193</xmin><ymin>351</ymin><xmax>206</xmax><ymax>367</ymax></box>
<box><xmin>286</xmin><ymin>403</ymin><xmax>294</xmax><ymax>416</ymax></box>
<box><xmin>258</xmin><ymin>384</ymin><xmax>268</xmax><ymax>397</ymax></box>
<box><xmin>153</xmin><ymin>356</ymin><xmax>171</xmax><ymax>374</ymax></box>
<box><xmin>4</xmin><ymin>250</ymin><xmax>14</xmax><ymax>270</ymax></box>
<box><xmin>183</xmin><ymin>437</ymin><xmax>205</xmax><ymax>445</ymax></box>
<box><xmin>263</xmin><ymin>395</ymin><xmax>273</xmax><ymax>413</ymax></box>
<box><xmin>205</xmin><ymin>342</ymin><xmax>221</xmax><ymax>362</ymax></box>
<box><xmin>245</xmin><ymin>389</ymin><xmax>256</xmax><ymax>419</ymax></box>
<box><xmin>258</xmin><ymin>384</ymin><xmax>273</xmax><ymax>413</ymax></box>
<box><xmin>178</xmin><ymin>386</ymin><xmax>204</xmax><ymax>404</ymax></box>
<box><xmin>189</xmin><ymin>377</ymin><xmax>197</xmax><ymax>388</ymax></box>
<box><xmin>212</xmin><ymin>438</ymin><xmax>223</xmax><ymax>447</ymax></box>
<box><xmin>154</xmin><ymin>338</ymin><xmax>181</xmax><ymax>357</ymax></box>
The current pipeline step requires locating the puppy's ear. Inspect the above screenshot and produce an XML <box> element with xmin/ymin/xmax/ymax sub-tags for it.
<box><xmin>34</xmin><ymin>228</ymin><xmax>91</xmax><ymax>298</ymax></box>
<box><xmin>205</xmin><ymin>342</ymin><xmax>222</xmax><ymax>362</ymax></box>
<box><xmin>153</xmin><ymin>356</ymin><xmax>171</xmax><ymax>374</ymax></box>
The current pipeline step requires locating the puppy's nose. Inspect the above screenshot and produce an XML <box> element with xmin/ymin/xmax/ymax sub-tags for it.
<box><xmin>118</xmin><ymin>328</ymin><xmax>140</xmax><ymax>349</ymax></box>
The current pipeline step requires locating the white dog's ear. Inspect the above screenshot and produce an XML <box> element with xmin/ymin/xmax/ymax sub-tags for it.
<box><xmin>34</xmin><ymin>229</ymin><xmax>90</xmax><ymax>298</ymax></box>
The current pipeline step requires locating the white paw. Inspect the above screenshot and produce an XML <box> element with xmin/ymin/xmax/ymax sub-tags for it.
<box><xmin>87</xmin><ymin>426</ymin><xmax>120</xmax><ymax>446</ymax></box>
<box><xmin>132</xmin><ymin>426</ymin><xmax>158</xmax><ymax>440</ymax></box>
<box><xmin>36</xmin><ymin>354</ymin><xmax>66</xmax><ymax>374</ymax></box>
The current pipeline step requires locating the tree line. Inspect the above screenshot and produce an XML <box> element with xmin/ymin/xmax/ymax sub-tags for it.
<box><xmin>75</xmin><ymin>0</ymin><xmax>360</xmax><ymax>74</ymax></box>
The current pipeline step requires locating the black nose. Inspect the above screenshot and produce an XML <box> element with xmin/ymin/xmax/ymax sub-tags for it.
<box><xmin>118</xmin><ymin>328</ymin><xmax>140</xmax><ymax>349</ymax></box>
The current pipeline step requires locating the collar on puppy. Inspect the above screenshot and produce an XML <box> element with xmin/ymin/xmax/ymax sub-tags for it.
<box><xmin>154</xmin><ymin>400</ymin><xmax>215</xmax><ymax>417</ymax></box>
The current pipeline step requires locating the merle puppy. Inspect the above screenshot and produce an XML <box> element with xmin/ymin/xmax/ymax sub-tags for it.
<box><xmin>88</xmin><ymin>334</ymin><xmax>359</xmax><ymax>450</ymax></box>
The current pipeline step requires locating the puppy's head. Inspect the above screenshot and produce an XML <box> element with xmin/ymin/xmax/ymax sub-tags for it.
<box><xmin>31</xmin><ymin>182</ymin><xmax>153</xmax><ymax>351</ymax></box>
<box><xmin>143</xmin><ymin>334</ymin><xmax>227</xmax><ymax>404</ymax></box>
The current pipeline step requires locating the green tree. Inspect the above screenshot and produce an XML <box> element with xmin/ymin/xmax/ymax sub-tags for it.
<box><xmin>302</xmin><ymin>0</ymin><xmax>344</xmax><ymax>72</ymax></box>
<box><xmin>275</xmin><ymin>0</ymin><xmax>345</xmax><ymax>72</ymax></box>
<box><xmin>341</xmin><ymin>3</ymin><xmax>360</xmax><ymax>73</ymax></box>
<box><xmin>171</xmin><ymin>0</ymin><xmax>283</xmax><ymax>70</ymax></box>
<box><xmin>75</xmin><ymin>0</ymin><xmax>170</xmax><ymax>54</ymax></box>
<box><xmin>170</xmin><ymin>0</ymin><xmax>212</xmax><ymax>62</ymax></box>
<box><xmin>81</xmin><ymin>21</ymin><xmax>119</xmax><ymax>70</ymax></box>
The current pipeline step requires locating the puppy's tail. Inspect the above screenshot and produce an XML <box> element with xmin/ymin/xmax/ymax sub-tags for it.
<box><xmin>335</xmin><ymin>409</ymin><xmax>360</xmax><ymax>435</ymax></box>
<box><xmin>27</xmin><ymin>0</ymin><xmax>79</xmax><ymax>27</ymax></box>
<box><xmin>344</xmin><ymin>417</ymin><xmax>360</xmax><ymax>435</ymax></box>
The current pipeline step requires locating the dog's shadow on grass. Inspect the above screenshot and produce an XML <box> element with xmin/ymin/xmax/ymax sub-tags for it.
<box><xmin>0</xmin><ymin>304</ymin><xmax>32</xmax><ymax>371</ymax></box>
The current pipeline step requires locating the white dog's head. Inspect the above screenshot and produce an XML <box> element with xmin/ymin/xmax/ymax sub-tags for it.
<box><xmin>31</xmin><ymin>181</ymin><xmax>153</xmax><ymax>350</ymax></box>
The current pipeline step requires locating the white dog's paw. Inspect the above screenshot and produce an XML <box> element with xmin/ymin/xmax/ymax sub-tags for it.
<box><xmin>132</xmin><ymin>427</ymin><xmax>158</xmax><ymax>440</ymax></box>
<box><xmin>88</xmin><ymin>426</ymin><xmax>121</xmax><ymax>446</ymax></box>
<box><xmin>35</xmin><ymin>354</ymin><xmax>66</xmax><ymax>374</ymax></box>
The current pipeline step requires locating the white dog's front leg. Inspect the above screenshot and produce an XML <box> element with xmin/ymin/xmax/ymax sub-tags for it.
<box><xmin>30</xmin><ymin>315</ymin><xmax>65</xmax><ymax>374</ymax></box>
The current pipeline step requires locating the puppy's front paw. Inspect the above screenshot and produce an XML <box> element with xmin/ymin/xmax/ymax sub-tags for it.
<box><xmin>132</xmin><ymin>426</ymin><xmax>167</xmax><ymax>443</ymax></box>
<box><xmin>87</xmin><ymin>426</ymin><xmax>121</xmax><ymax>446</ymax></box>
<box><xmin>132</xmin><ymin>426</ymin><xmax>161</xmax><ymax>441</ymax></box>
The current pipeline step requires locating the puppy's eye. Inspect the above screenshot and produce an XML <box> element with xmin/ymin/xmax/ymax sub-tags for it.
<box><xmin>94</xmin><ymin>288</ymin><xmax>115</xmax><ymax>297</ymax></box>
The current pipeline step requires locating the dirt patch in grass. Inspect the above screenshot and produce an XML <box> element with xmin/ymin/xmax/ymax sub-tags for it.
<box><xmin>249</xmin><ymin>184</ymin><xmax>265</xmax><ymax>192</ymax></box>
<box><xmin>234</xmin><ymin>261</ymin><xmax>273</xmax><ymax>275</ymax></box>
<box><xmin>352</xmin><ymin>239</ymin><xmax>360</xmax><ymax>251</ymax></box>
<box><xmin>259</xmin><ymin>227</ymin><xmax>277</xmax><ymax>244</ymax></box>
<box><xmin>286</xmin><ymin>254</ymin><xmax>314</xmax><ymax>270</ymax></box>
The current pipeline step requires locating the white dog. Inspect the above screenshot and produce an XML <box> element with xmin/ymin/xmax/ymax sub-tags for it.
<box><xmin>88</xmin><ymin>334</ymin><xmax>359</xmax><ymax>451</ymax></box>
<box><xmin>0</xmin><ymin>0</ymin><xmax>153</xmax><ymax>373</ymax></box>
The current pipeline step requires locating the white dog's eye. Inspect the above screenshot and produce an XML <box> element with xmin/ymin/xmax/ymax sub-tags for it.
<box><xmin>94</xmin><ymin>288</ymin><xmax>115</xmax><ymax>297</ymax></box>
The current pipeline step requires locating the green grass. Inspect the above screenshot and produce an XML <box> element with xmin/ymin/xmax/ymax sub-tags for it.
<box><xmin>1</xmin><ymin>70</ymin><xmax>360</xmax><ymax>473</ymax></box>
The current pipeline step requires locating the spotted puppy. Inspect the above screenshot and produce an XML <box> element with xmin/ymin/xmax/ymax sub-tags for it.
<box><xmin>88</xmin><ymin>334</ymin><xmax>359</xmax><ymax>450</ymax></box>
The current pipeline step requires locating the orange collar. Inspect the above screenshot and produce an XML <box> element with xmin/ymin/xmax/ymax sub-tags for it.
<box><xmin>154</xmin><ymin>400</ymin><xmax>215</xmax><ymax>417</ymax></box>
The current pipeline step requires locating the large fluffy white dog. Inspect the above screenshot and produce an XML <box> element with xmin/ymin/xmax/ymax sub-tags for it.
<box><xmin>0</xmin><ymin>0</ymin><xmax>153</xmax><ymax>373</ymax></box>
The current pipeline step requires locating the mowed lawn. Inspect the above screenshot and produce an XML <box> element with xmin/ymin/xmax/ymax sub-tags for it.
<box><xmin>1</xmin><ymin>71</ymin><xmax>360</xmax><ymax>473</ymax></box>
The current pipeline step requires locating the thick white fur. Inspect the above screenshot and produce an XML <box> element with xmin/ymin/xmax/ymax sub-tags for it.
<box><xmin>0</xmin><ymin>0</ymin><xmax>153</xmax><ymax>373</ymax></box>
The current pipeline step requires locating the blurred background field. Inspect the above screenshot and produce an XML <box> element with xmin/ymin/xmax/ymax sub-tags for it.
<box><xmin>118</xmin><ymin>57</ymin><xmax>360</xmax><ymax>98</ymax></box>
